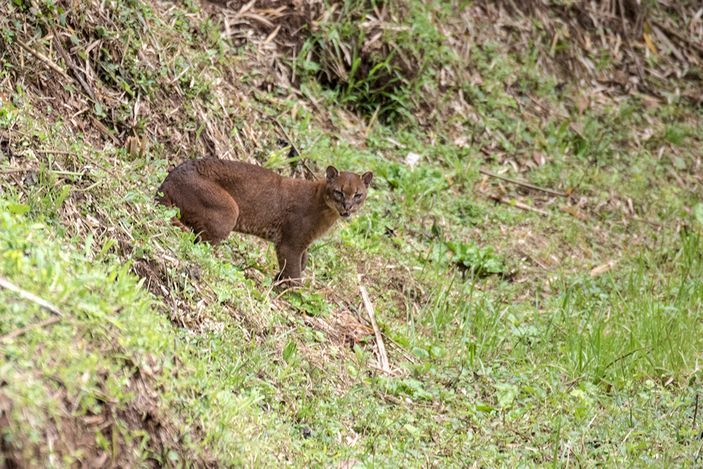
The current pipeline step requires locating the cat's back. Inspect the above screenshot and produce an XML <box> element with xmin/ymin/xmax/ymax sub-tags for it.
<box><xmin>166</xmin><ymin>158</ymin><xmax>276</xmax><ymax>182</ymax></box>
<box><xmin>159</xmin><ymin>158</ymin><xmax>286</xmax><ymax>208</ymax></box>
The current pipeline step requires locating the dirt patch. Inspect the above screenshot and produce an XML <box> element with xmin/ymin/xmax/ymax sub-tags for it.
<box><xmin>133</xmin><ymin>257</ymin><xmax>175</xmax><ymax>298</ymax></box>
<box><xmin>302</xmin><ymin>307</ymin><xmax>373</xmax><ymax>350</ymax></box>
<box><xmin>206</xmin><ymin>0</ymin><xmax>428</xmax><ymax>120</ymax></box>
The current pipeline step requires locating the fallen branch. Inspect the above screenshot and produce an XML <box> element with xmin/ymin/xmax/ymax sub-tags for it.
<box><xmin>0</xmin><ymin>276</ymin><xmax>64</xmax><ymax>317</ymax></box>
<box><xmin>479</xmin><ymin>168</ymin><xmax>568</xmax><ymax>197</ymax></box>
<box><xmin>359</xmin><ymin>281</ymin><xmax>390</xmax><ymax>374</ymax></box>
<box><xmin>485</xmin><ymin>193</ymin><xmax>550</xmax><ymax>216</ymax></box>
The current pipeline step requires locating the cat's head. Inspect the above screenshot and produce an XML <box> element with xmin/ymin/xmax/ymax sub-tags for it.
<box><xmin>324</xmin><ymin>166</ymin><xmax>373</xmax><ymax>218</ymax></box>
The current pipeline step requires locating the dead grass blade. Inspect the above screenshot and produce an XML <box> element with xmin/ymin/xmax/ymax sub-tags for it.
<box><xmin>359</xmin><ymin>281</ymin><xmax>391</xmax><ymax>374</ymax></box>
<box><xmin>0</xmin><ymin>276</ymin><xmax>64</xmax><ymax>317</ymax></box>
<box><xmin>0</xmin><ymin>275</ymin><xmax>65</xmax><ymax>342</ymax></box>
<box><xmin>479</xmin><ymin>168</ymin><xmax>568</xmax><ymax>197</ymax></box>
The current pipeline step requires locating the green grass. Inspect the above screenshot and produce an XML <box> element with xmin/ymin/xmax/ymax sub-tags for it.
<box><xmin>1</xmin><ymin>0</ymin><xmax>703</xmax><ymax>466</ymax></box>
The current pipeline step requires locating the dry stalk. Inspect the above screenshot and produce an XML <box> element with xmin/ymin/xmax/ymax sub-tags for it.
<box><xmin>0</xmin><ymin>276</ymin><xmax>64</xmax><ymax>317</ymax></box>
<box><xmin>484</xmin><ymin>193</ymin><xmax>550</xmax><ymax>217</ymax></box>
<box><xmin>479</xmin><ymin>168</ymin><xmax>568</xmax><ymax>197</ymax></box>
<box><xmin>15</xmin><ymin>39</ymin><xmax>72</xmax><ymax>82</ymax></box>
<box><xmin>0</xmin><ymin>276</ymin><xmax>64</xmax><ymax>342</ymax></box>
<box><xmin>358</xmin><ymin>280</ymin><xmax>391</xmax><ymax>374</ymax></box>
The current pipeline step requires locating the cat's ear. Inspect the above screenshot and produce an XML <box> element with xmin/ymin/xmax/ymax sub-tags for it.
<box><xmin>326</xmin><ymin>166</ymin><xmax>339</xmax><ymax>182</ymax></box>
<box><xmin>362</xmin><ymin>171</ymin><xmax>373</xmax><ymax>187</ymax></box>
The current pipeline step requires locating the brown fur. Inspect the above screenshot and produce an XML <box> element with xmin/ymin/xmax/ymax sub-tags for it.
<box><xmin>156</xmin><ymin>159</ymin><xmax>373</xmax><ymax>284</ymax></box>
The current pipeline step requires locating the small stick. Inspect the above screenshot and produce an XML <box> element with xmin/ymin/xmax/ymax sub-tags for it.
<box><xmin>0</xmin><ymin>276</ymin><xmax>64</xmax><ymax>317</ymax></box>
<box><xmin>590</xmin><ymin>260</ymin><xmax>618</xmax><ymax>277</ymax></box>
<box><xmin>33</xmin><ymin>149</ymin><xmax>76</xmax><ymax>155</ymax></box>
<box><xmin>602</xmin><ymin>347</ymin><xmax>646</xmax><ymax>373</ymax></box>
<box><xmin>486</xmin><ymin>194</ymin><xmax>550</xmax><ymax>216</ymax></box>
<box><xmin>359</xmin><ymin>281</ymin><xmax>390</xmax><ymax>374</ymax></box>
<box><xmin>316</xmin><ymin>282</ymin><xmax>417</xmax><ymax>365</ymax></box>
<box><xmin>693</xmin><ymin>393</ymin><xmax>699</xmax><ymax>430</ymax></box>
<box><xmin>696</xmin><ymin>440</ymin><xmax>703</xmax><ymax>464</ymax></box>
<box><xmin>480</xmin><ymin>168</ymin><xmax>568</xmax><ymax>197</ymax></box>
<box><xmin>652</xmin><ymin>19</ymin><xmax>703</xmax><ymax>56</ymax></box>
<box><xmin>15</xmin><ymin>39</ymin><xmax>72</xmax><ymax>82</ymax></box>
<box><xmin>629</xmin><ymin>216</ymin><xmax>663</xmax><ymax>229</ymax></box>
<box><xmin>52</xmin><ymin>30</ymin><xmax>97</xmax><ymax>102</ymax></box>
<box><xmin>0</xmin><ymin>316</ymin><xmax>61</xmax><ymax>342</ymax></box>
<box><xmin>387</xmin><ymin>338</ymin><xmax>418</xmax><ymax>365</ymax></box>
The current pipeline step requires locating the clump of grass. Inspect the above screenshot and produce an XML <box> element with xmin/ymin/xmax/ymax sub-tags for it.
<box><xmin>296</xmin><ymin>0</ymin><xmax>451</xmax><ymax>122</ymax></box>
<box><xmin>446</xmin><ymin>239</ymin><xmax>506</xmax><ymax>278</ymax></box>
<box><xmin>557</xmin><ymin>231</ymin><xmax>703</xmax><ymax>386</ymax></box>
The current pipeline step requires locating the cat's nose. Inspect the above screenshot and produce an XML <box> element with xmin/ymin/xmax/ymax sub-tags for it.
<box><xmin>341</xmin><ymin>212</ymin><xmax>350</xmax><ymax>218</ymax></box>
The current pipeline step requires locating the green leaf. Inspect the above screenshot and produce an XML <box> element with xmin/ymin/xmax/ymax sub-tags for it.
<box><xmin>475</xmin><ymin>403</ymin><xmax>495</xmax><ymax>413</ymax></box>
<box><xmin>282</xmin><ymin>340</ymin><xmax>297</xmax><ymax>363</ymax></box>
<box><xmin>6</xmin><ymin>202</ymin><xmax>29</xmax><ymax>215</ymax></box>
<box><xmin>301</xmin><ymin>60</ymin><xmax>320</xmax><ymax>72</ymax></box>
<box><xmin>694</xmin><ymin>203</ymin><xmax>703</xmax><ymax>227</ymax></box>
<box><xmin>495</xmin><ymin>383</ymin><xmax>518</xmax><ymax>409</ymax></box>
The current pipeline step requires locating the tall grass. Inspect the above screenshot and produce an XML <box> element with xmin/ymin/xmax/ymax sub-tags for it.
<box><xmin>556</xmin><ymin>231</ymin><xmax>703</xmax><ymax>385</ymax></box>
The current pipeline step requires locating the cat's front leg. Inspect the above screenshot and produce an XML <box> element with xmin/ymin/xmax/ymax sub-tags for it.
<box><xmin>275</xmin><ymin>244</ymin><xmax>303</xmax><ymax>286</ymax></box>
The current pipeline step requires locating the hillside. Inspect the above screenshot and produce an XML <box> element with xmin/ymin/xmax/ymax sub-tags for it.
<box><xmin>1</xmin><ymin>0</ymin><xmax>702</xmax><ymax>466</ymax></box>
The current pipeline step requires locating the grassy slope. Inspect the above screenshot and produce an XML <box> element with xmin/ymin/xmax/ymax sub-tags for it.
<box><xmin>1</xmin><ymin>0</ymin><xmax>703</xmax><ymax>467</ymax></box>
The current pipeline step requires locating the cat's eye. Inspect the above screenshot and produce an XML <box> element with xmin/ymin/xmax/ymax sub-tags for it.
<box><xmin>333</xmin><ymin>190</ymin><xmax>344</xmax><ymax>200</ymax></box>
<box><xmin>353</xmin><ymin>193</ymin><xmax>362</xmax><ymax>200</ymax></box>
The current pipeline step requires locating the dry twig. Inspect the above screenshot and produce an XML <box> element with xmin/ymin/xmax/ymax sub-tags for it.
<box><xmin>0</xmin><ymin>276</ymin><xmax>64</xmax><ymax>342</ymax></box>
<box><xmin>0</xmin><ymin>276</ymin><xmax>63</xmax><ymax>317</ymax></box>
<box><xmin>358</xmin><ymin>281</ymin><xmax>390</xmax><ymax>374</ymax></box>
<box><xmin>485</xmin><ymin>193</ymin><xmax>550</xmax><ymax>216</ymax></box>
<box><xmin>590</xmin><ymin>259</ymin><xmax>618</xmax><ymax>277</ymax></box>
<box><xmin>479</xmin><ymin>168</ymin><xmax>568</xmax><ymax>197</ymax></box>
<box><xmin>15</xmin><ymin>39</ymin><xmax>72</xmax><ymax>82</ymax></box>
<box><xmin>0</xmin><ymin>316</ymin><xmax>62</xmax><ymax>342</ymax></box>
<box><xmin>52</xmin><ymin>29</ymin><xmax>98</xmax><ymax>102</ymax></box>
<box><xmin>270</xmin><ymin>116</ymin><xmax>318</xmax><ymax>180</ymax></box>
<box><xmin>652</xmin><ymin>19</ymin><xmax>703</xmax><ymax>57</ymax></box>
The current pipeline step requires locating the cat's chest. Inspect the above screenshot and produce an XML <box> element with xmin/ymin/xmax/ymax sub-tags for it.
<box><xmin>305</xmin><ymin>213</ymin><xmax>338</xmax><ymax>242</ymax></box>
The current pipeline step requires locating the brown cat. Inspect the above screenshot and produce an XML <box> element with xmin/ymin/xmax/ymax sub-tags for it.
<box><xmin>156</xmin><ymin>159</ymin><xmax>373</xmax><ymax>285</ymax></box>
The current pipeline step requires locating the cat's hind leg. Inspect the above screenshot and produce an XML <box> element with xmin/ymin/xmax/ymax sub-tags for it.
<box><xmin>161</xmin><ymin>176</ymin><xmax>239</xmax><ymax>244</ymax></box>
